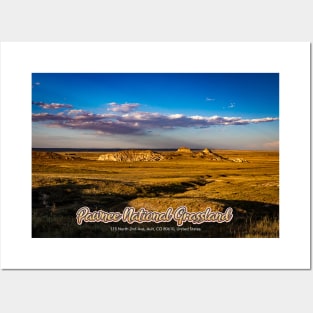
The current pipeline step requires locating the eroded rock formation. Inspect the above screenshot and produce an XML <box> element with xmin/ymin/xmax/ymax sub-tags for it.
<box><xmin>98</xmin><ymin>150</ymin><xmax>164</xmax><ymax>162</ymax></box>
<box><xmin>97</xmin><ymin>148</ymin><xmax>249</xmax><ymax>163</ymax></box>
<box><xmin>177</xmin><ymin>146</ymin><xmax>192</xmax><ymax>153</ymax></box>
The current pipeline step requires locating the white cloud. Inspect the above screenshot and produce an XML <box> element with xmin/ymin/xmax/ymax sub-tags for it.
<box><xmin>68</xmin><ymin>109</ymin><xmax>86</xmax><ymax>115</ymax></box>
<box><xmin>107</xmin><ymin>102</ymin><xmax>140</xmax><ymax>113</ymax></box>
<box><xmin>169</xmin><ymin>114</ymin><xmax>184</xmax><ymax>119</ymax></box>
<box><xmin>32</xmin><ymin>101</ymin><xmax>73</xmax><ymax>109</ymax></box>
<box><xmin>32</xmin><ymin>82</ymin><xmax>41</xmax><ymax>88</ymax></box>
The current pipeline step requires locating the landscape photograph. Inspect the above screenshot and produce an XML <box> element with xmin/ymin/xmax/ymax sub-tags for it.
<box><xmin>32</xmin><ymin>73</ymin><xmax>279</xmax><ymax>238</ymax></box>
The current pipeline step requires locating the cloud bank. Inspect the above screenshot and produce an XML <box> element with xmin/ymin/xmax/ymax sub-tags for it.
<box><xmin>32</xmin><ymin>101</ymin><xmax>73</xmax><ymax>109</ymax></box>
<box><xmin>32</xmin><ymin>103</ymin><xmax>279</xmax><ymax>135</ymax></box>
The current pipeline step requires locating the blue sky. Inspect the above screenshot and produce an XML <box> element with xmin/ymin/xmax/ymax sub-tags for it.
<box><xmin>32</xmin><ymin>73</ymin><xmax>279</xmax><ymax>150</ymax></box>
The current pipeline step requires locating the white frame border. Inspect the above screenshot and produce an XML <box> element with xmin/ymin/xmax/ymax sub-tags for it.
<box><xmin>0</xmin><ymin>42</ymin><xmax>310</xmax><ymax>269</ymax></box>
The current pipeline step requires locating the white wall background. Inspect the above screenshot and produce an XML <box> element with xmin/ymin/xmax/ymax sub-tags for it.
<box><xmin>0</xmin><ymin>1</ymin><xmax>312</xmax><ymax>313</ymax></box>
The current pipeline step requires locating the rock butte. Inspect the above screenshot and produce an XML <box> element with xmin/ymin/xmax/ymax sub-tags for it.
<box><xmin>177</xmin><ymin>146</ymin><xmax>192</xmax><ymax>153</ymax></box>
<box><xmin>202</xmin><ymin>148</ymin><xmax>213</xmax><ymax>154</ymax></box>
<box><xmin>98</xmin><ymin>150</ymin><xmax>164</xmax><ymax>162</ymax></box>
<box><xmin>97</xmin><ymin>148</ymin><xmax>249</xmax><ymax>163</ymax></box>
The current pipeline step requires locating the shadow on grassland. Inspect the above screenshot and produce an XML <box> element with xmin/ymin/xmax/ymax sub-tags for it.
<box><xmin>32</xmin><ymin>181</ymin><xmax>136</xmax><ymax>237</ymax></box>
<box><xmin>32</xmin><ymin>182</ymin><xmax>279</xmax><ymax>238</ymax></box>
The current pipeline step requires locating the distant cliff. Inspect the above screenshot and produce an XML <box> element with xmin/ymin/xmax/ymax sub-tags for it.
<box><xmin>97</xmin><ymin>148</ymin><xmax>248</xmax><ymax>163</ymax></box>
<box><xmin>177</xmin><ymin>146</ymin><xmax>192</xmax><ymax>153</ymax></box>
<box><xmin>98</xmin><ymin>150</ymin><xmax>164</xmax><ymax>162</ymax></box>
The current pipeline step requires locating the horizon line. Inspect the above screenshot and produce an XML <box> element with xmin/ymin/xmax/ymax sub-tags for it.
<box><xmin>32</xmin><ymin>147</ymin><xmax>279</xmax><ymax>151</ymax></box>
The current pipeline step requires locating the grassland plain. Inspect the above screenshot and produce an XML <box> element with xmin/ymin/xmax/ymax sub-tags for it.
<box><xmin>32</xmin><ymin>150</ymin><xmax>279</xmax><ymax>238</ymax></box>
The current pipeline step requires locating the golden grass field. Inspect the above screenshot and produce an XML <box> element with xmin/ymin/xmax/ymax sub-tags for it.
<box><xmin>32</xmin><ymin>149</ymin><xmax>279</xmax><ymax>238</ymax></box>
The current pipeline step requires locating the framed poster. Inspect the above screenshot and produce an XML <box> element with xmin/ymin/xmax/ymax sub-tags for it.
<box><xmin>31</xmin><ymin>72</ymin><xmax>278</xmax><ymax>239</ymax></box>
<box><xmin>0</xmin><ymin>42</ymin><xmax>310</xmax><ymax>269</ymax></box>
